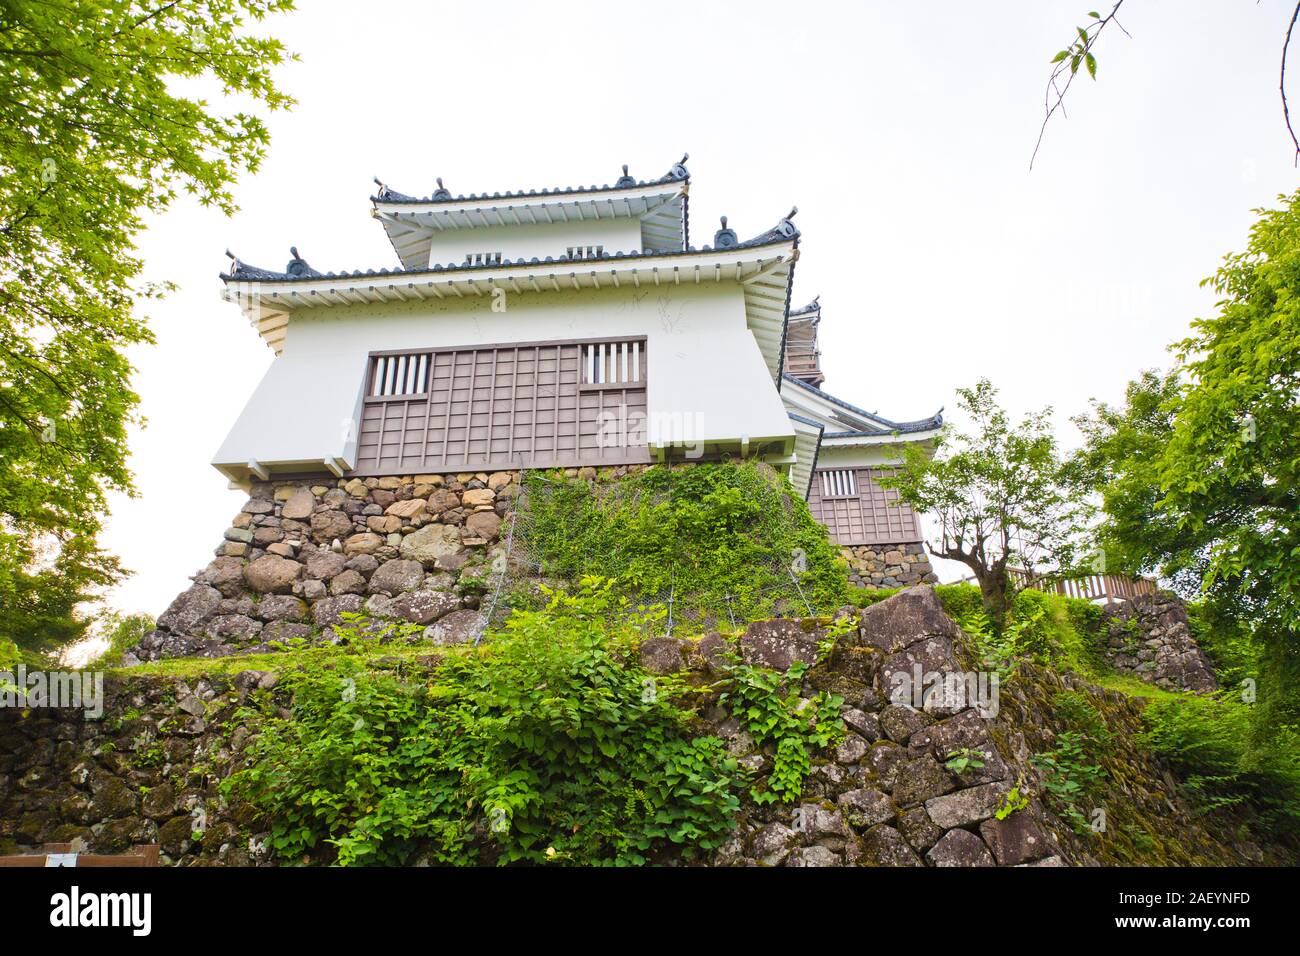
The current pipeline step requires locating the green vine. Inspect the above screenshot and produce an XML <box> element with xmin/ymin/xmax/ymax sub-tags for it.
<box><xmin>719</xmin><ymin>659</ymin><xmax>844</xmax><ymax>804</ymax></box>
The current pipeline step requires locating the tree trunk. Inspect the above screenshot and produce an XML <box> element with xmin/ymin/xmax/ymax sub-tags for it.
<box><xmin>973</xmin><ymin>567</ymin><xmax>1011</xmax><ymax>630</ymax></box>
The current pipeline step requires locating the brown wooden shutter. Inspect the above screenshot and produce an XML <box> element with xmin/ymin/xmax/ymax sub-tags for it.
<box><xmin>353</xmin><ymin>337</ymin><xmax>651</xmax><ymax>475</ymax></box>
<box><xmin>807</xmin><ymin>467</ymin><xmax>922</xmax><ymax>546</ymax></box>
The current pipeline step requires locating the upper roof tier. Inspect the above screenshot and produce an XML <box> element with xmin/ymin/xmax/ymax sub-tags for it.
<box><xmin>370</xmin><ymin>156</ymin><xmax>691</xmax><ymax>270</ymax></box>
<box><xmin>783</xmin><ymin>296</ymin><xmax>824</xmax><ymax>387</ymax></box>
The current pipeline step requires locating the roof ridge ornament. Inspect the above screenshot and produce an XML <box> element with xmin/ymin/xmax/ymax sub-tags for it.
<box><xmin>615</xmin><ymin>163</ymin><xmax>636</xmax><ymax>187</ymax></box>
<box><xmin>431</xmin><ymin>177</ymin><xmax>451</xmax><ymax>200</ymax></box>
<box><xmin>669</xmin><ymin>152</ymin><xmax>689</xmax><ymax>180</ymax></box>
<box><xmin>286</xmin><ymin>246</ymin><xmax>319</xmax><ymax>278</ymax></box>
<box><xmin>714</xmin><ymin>215</ymin><xmax>739</xmax><ymax>249</ymax></box>
<box><xmin>774</xmin><ymin>206</ymin><xmax>799</xmax><ymax>239</ymax></box>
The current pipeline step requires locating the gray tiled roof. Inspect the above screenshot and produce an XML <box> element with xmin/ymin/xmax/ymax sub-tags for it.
<box><xmin>790</xmin><ymin>295</ymin><xmax>821</xmax><ymax>315</ymax></box>
<box><xmin>221</xmin><ymin>212</ymin><xmax>798</xmax><ymax>284</ymax></box>
<box><xmin>370</xmin><ymin>155</ymin><xmax>690</xmax><ymax>205</ymax></box>
<box><xmin>783</xmin><ymin>374</ymin><xmax>943</xmax><ymax>435</ymax></box>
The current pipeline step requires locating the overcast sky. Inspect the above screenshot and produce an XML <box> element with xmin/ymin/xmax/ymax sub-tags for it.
<box><xmin>98</xmin><ymin>0</ymin><xmax>1300</xmax><ymax>618</ymax></box>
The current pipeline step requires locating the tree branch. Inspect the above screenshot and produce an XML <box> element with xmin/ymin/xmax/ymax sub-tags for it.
<box><xmin>1282</xmin><ymin>1</ymin><xmax>1300</xmax><ymax>165</ymax></box>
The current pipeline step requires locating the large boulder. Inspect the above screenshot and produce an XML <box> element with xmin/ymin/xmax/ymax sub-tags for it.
<box><xmin>859</xmin><ymin>825</ymin><xmax>923</xmax><ymax>866</ymax></box>
<box><xmin>157</xmin><ymin>583</ymin><xmax>223</xmax><ymax>634</ymax></box>
<box><xmin>857</xmin><ymin>585</ymin><xmax>961</xmax><ymax>654</ymax></box>
<box><xmin>304</xmin><ymin>549</ymin><xmax>348</xmax><ymax>582</ymax></box>
<box><xmin>279</xmin><ymin>487</ymin><xmax>316</xmax><ymax>520</ymax></box>
<box><xmin>891</xmin><ymin>755</ymin><xmax>956</xmax><ymax>807</ymax></box>
<box><xmin>465</xmin><ymin>510</ymin><xmax>502</xmax><ymax>541</ymax></box>
<box><xmin>837</xmin><ymin>788</ymin><xmax>895</xmax><ymax>829</ymax></box>
<box><xmin>343</xmin><ymin>532</ymin><xmax>383</xmax><ymax>556</ymax></box>
<box><xmin>400</xmin><ymin>523</ymin><xmax>464</xmax><ymax>567</ymax></box>
<box><xmin>926</xmin><ymin>828</ymin><xmax>996</xmax><ymax>867</ymax></box>
<box><xmin>368</xmin><ymin>559</ymin><xmax>425</xmax><ymax>596</ymax></box>
<box><xmin>979</xmin><ymin>809</ymin><xmax>1057</xmax><ymax>866</ymax></box>
<box><xmin>255</xmin><ymin>595</ymin><xmax>308</xmax><ymax>623</ymax></box>
<box><xmin>924</xmin><ymin>781</ymin><xmax>1010</xmax><ymax>829</ymax></box>
<box><xmin>638</xmin><ymin>637</ymin><xmax>684</xmax><ymax>675</ymax></box>
<box><xmin>311</xmin><ymin>594</ymin><xmax>365</xmax><ymax>627</ymax></box>
<box><xmin>309</xmin><ymin>510</ymin><xmax>354</xmax><ymax>541</ymax></box>
<box><xmin>739</xmin><ymin>618</ymin><xmax>821</xmax><ymax>671</ymax></box>
<box><xmin>424</xmin><ymin>609</ymin><xmax>484</xmax><ymax>645</ymax></box>
<box><xmin>243</xmin><ymin>555</ymin><xmax>302</xmax><ymax>594</ymax></box>
<box><xmin>425</xmin><ymin>489</ymin><xmax>461</xmax><ymax>515</ymax></box>
<box><xmin>194</xmin><ymin>557</ymin><xmax>246</xmax><ymax>598</ymax></box>
<box><xmin>390</xmin><ymin>590</ymin><xmax>460</xmax><ymax>626</ymax></box>
<box><xmin>385</xmin><ymin>498</ymin><xmax>426</xmax><ymax>519</ymax></box>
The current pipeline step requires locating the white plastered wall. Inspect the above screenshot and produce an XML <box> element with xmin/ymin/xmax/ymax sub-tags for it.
<box><xmin>815</xmin><ymin>443</ymin><xmax>910</xmax><ymax>470</ymax></box>
<box><xmin>424</xmin><ymin>217</ymin><xmax>645</xmax><ymax>267</ymax></box>
<box><xmin>213</xmin><ymin>281</ymin><xmax>793</xmax><ymax>478</ymax></box>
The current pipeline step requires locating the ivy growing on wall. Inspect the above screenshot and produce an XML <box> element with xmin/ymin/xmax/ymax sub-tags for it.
<box><xmin>512</xmin><ymin>460</ymin><xmax>850</xmax><ymax>629</ymax></box>
<box><xmin>224</xmin><ymin>580</ymin><xmax>743</xmax><ymax>866</ymax></box>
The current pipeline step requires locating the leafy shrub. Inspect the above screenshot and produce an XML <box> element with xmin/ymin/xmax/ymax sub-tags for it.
<box><xmin>88</xmin><ymin>612</ymin><xmax>154</xmax><ymax>668</ymax></box>
<box><xmin>1140</xmin><ymin>691</ymin><xmax>1300</xmax><ymax>835</ymax></box>
<box><xmin>939</xmin><ymin>582</ymin><xmax>1104</xmax><ymax>679</ymax></box>
<box><xmin>1186</xmin><ymin>603</ymin><xmax>1258</xmax><ymax>692</ymax></box>
<box><xmin>934</xmin><ymin>582</ymin><xmax>985</xmax><ymax>622</ymax></box>
<box><xmin>224</xmin><ymin>579</ymin><xmax>741</xmax><ymax>865</ymax></box>
<box><xmin>848</xmin><ymin>585</ymin><xmax>899</xmax><ymax>607</ymax></box>
<box><xmin>719</xmin><ymin>659</ymin><xmax>844</xmax><ymax>804</ymax></box>
<box><xmin>1032</xmin><ymin>731</ymin><xmax>1104</xmax><ymax>834</ymax></box>
<box><xmin>517</xmin><ymin>461</ymin><xmax>849</xmax><ymax>628</ymax></box>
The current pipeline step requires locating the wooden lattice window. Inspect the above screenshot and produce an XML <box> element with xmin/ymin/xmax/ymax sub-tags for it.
<box><xmin>352</xmin><ymin>337</ymin><xmax>651</xmax><ymax>475</ymax></box>
<box><xmin>581</xmin><ymin>340</ymin><xmax>642</xmax><ymax>387</ymax></box>
<box><xmin>819</xmin><ymin>468</ymin><xmax>857</xmax><ymax>498</ymax></box>
<box><xmin>807</xmin><ymin>466</ymin><xmax>922</xmax><ymax>546</ymax></box>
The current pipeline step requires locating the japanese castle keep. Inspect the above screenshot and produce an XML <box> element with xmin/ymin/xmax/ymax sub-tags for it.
<box><xmin>131</xmin><ymin>156</ymin><xmax>944</xmax><ymax>660</ymax></box>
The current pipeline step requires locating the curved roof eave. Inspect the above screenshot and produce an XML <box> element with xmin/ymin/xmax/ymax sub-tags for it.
<box><xmin>369</xmin><ymin>155</ymin><xmax>691</xmax><ymax>208</ymax></box>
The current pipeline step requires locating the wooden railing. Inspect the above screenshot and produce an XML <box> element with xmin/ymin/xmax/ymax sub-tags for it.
<box><xmin>960</xmin><ymin>568</ymin><xmax>1158</xmax><ymax>603</ymax></box>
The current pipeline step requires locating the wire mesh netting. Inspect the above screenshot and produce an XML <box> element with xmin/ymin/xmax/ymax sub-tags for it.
<box><xmin>475</xmin><ymin>466</ymin><xmax>844</xmax><ymax>642</ymax></box>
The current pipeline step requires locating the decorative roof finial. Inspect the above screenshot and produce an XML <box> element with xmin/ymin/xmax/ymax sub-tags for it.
<box><xmin>669</xmin><ymin>152</ymin><xmax>690</xmax><ymax>179</ymax></box>
<box><xmin>714</xmin><ymin>215</ymin><xmax>738</xmax><ymax>249</ymax></box>
<box><xmin>431</xmin><ymin>176</ymin><xmax>451</xmax><ymax>200</ymax></box>
<box><xmin>286</xmin><ymin>246</ymin><xmax>316</xmax><ymax>277</ymax></box>
<box><xmin>773</xmin><ymin>206</ymin><xmax>800</xmax><ymax>239</ymax></box>
<box><xmin>615</xmin><ymin>163</ymin><xmax>635</xmax><ymax>187</ymax></box>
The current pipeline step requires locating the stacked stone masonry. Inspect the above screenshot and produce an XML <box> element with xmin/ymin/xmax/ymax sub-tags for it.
<box><xmin>1099</xmin><ymin>592</ymin><xmax>1218</xmax><ymax>693</ymax></box>
<box><xmin>842</xmin><ymin>542</ymin><xmax>937</xmax><ymax>589</ymax></box>
<box><xmin>132</xmin><ymin>465</ymin><xmax>644</xmax><ymax>663</ymax></box>
<box><xmin>1</xmin><ymin>587</ymin><xmax>1265</xmax><ymax>866</ymax></box>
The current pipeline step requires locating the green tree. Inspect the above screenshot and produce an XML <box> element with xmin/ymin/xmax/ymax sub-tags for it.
<box><xmin>878</xmin><ymin>379</ymin><xmax>1090</xmax><ymax>627</ymax></box>
<box><xmin>0</xmin><ymin>1</ymin><xmax>295</xmax><ymax>652</ymax></box>
<box><xmin>1071</xmin><ymin>192</ymin><xmax>1300</xmax><ymax>728</ymax></box>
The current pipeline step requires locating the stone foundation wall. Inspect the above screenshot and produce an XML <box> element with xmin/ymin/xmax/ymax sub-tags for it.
<box><xmin>842</xmin><ymin>542</ymin><xmax>936</xmax><ymax>589</ymax></box>
<box><xmin>0</xmin><ymin>672</ymin><xmax>282</xmax><ymax>864</ymax></box>
<box><xmin>132</xmin><ymin>465</ymin><xmax>653</xmax><ymax>663</ymax></box>
<box><xmin>1099</xmin><ymin>592</ymin><xmax>1218</xmax><ymax>693</ymax></box>
<box><xmin>2</xmin><ymin>587</ymin><xmax>1266</xmax><ymax>866</ymax></box>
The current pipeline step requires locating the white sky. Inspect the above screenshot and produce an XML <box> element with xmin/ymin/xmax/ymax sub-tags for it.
<box><xmin>98</xmin><ymin>0</ymin><xmax>1300</xmax><ymax>618</ymax></box>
